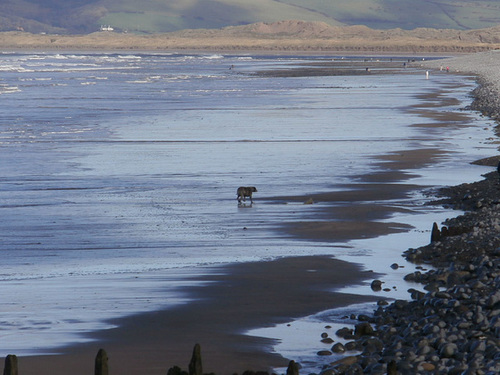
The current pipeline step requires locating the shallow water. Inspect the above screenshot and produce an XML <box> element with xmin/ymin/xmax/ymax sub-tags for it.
<box><xmin>0</xmin><ymin>53</ymin><xmax>497</xmax><ymax>357</ymax></box>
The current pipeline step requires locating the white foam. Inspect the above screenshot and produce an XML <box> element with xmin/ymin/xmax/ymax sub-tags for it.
<box><xmin>117</xmin><ymin>54</ymin><xmax>142</xmax><ymax>59</ymax></box>
<box><xmin>0</xmin><ymin>85</ymin><xmax>20</xmax><ymax>94</ymax></box>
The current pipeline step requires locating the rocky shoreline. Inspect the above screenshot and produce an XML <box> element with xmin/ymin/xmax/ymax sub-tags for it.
<box><xmin>316</xmin><ymin>53</ymin><xmax>500</xmax><ymax>374</ymax></box>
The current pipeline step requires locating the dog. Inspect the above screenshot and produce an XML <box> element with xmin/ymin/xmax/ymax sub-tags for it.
<box><xmin>237</xmin><ymin>186</ymin><xmax>257</xmax><ymax>203</ymax></box>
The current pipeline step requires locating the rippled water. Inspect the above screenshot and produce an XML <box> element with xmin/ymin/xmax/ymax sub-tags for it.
<box><xmin>0</xmin><ymin>52</ymin><xmax>496</xmax><ymax>356</ymax></box>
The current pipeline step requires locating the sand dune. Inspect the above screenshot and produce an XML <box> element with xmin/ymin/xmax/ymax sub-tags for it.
<box><xmin>2</xmin><ymin>21</ymin><xmax>500</xmax><ymax>53</ymax></box>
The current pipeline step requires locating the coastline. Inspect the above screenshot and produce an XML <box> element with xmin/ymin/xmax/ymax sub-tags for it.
<box><xmin>318</xmin><ymin>52</ymin><xmax>500</xmax><ymax>374</ymax></box>
<box><xmin>4</xmin><ymin>51</ymin><xmax>499</xmax><ymax>375</ymax></box>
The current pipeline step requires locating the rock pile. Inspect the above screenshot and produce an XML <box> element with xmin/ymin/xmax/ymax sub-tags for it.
<box><xmin>324</xmin><ymin>251</ymin><xmax>500</xmax><ymax>374</ymax></box>
<box><xmin>320</xmin><ymin>178</ymin><xmax>500</xmax><ymax>375</ymax></box>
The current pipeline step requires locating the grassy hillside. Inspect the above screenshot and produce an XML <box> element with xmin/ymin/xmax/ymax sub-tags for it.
<box><xmin>95</xmin><ymin>0</ymin><xmax>500</xmax><ymax>33</ymax></box>
<box><xmin>2</xmin><ymin>0</ymin><xmax>500</xmax><ymax>34</ymax></box>
<box><xmin>278</xmin><ymin>0</ymin><xmax>500</xmax><ymax>30</ymax></box>
<box><xmin>97</xmin><ymin>0</ymin><xmax>345</xmax><ymax>33</ymax></box>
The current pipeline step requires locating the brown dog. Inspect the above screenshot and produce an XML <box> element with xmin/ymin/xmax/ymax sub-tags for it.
<box><xmin>237</xmin><ymin>186</ymin><xmax>257</xmax><ymax>203</ymax></box>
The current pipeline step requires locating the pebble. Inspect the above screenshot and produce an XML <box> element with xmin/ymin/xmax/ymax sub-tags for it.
<box><xmin>331</xmin><ymin>343</ymin><xmax>345</xmax><ymax>353</ymax></box>
<box><xmin>335</xmin><ymin>327</ymin><xmax>352</xmax><ymax>339</ymax></box>
<box><xmin>370</xmin><ymin>279</ymin><xmax>382</xmax><ymax>291</ymax></box>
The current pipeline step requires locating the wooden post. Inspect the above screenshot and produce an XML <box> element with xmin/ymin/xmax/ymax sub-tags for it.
<box><xmin>188</xmin><ymin>344</ymin><xmax>202</xmax><ymax>375</ymax></box>
<box><xmin>3</xmin><ymin>355</ymin><xmax>18</xmax><ymax>375</ymax></box>
<box><xmin>431</xmin><ymin>222</ymin><xmax>441</xmax><ymax>242</ymax></box>
<box><xmin>286</xmin><ymin>360</ymin><xmax>299</xmax><ymax>375</ymax></box>
<box><xmin>95</xmin><ymin>348</ymin><xmax>109</xmax><ymax>375</ymax></box>
<box><xmin>387</xmin><ymin>359</ymin><xmax>397</xmax><ymax>375</ymax></box>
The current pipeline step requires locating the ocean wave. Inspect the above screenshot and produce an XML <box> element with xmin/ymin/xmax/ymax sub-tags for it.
<box><xmin>53</xmin><ymin>54</ymin><xmax>69</xmax><ymax>60</ymax></box>
<box><xmin>181</xmin><ymin>54</ymin><xmax>225</xmax><ymax>62</ymax></box>
<box><xmin>203</xmin><ymin>54</ymin><xmax>224</xmax><ymax>59</ymax></box>
<box><xmin>194</xmin><ymin>89</ymin><xmax>242</xmax><ymax>93</ymax></box>
<box><xmin>117</xmin><ymin>54</ymin><xmax>142</xmax><ymax>59</ymax></box>
<box><xmin>24</xmin><ymin>55</ymin><xmax>47</xmax><ymax>60</ymax></box>
<box><xmin>0</xmin><ymin>64</ymin><xmax>33</xmax><ymax>73</ymax></box>
<box><xmin>0</xmin><ymin>84</ymin><xmax>21</xmax><ymax>94</ymax></box>
<box><xmin>125</xmin><ymin>80</ymin><xmax>152</xmax><ymax>84</ymax></box>
<box><xmin>19</xmin><ymin>66</ymin><xmax>135</xmax><ymax>73</ymax></box>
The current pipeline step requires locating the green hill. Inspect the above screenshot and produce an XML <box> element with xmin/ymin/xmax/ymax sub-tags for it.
<box><xmin>2</xmin><ymin>0</ymin><xmax>500</xmax><ymax>34</ymax></box>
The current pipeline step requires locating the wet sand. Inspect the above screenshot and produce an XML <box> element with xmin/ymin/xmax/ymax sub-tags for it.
<box><xmin>20</xmin><ymin>139</ymin><xmax>461</xmax><ymax>375</ymax></box>
<box><xmin>20</xmin><ymin>257</ymin><xmax>378</xmax><ymax>375</ymax></box>
<box><xmin>269</xmin><ymin>148</ymin><xmax>451</xmax><ymax>242</ymax></box>
<box><xmin>14</xmin><ymin>62</ymin><xmax>481</xmax><ymax>374</ymax></box>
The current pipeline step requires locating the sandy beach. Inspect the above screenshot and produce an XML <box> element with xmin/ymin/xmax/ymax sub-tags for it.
<box><xmin>2</xmin><ymin>51</ymin><xmax>499</xmax><ymax>375</ymax></box>
<box><xmin>6</xmin><ymin>57</ymin><xmax>492</xmax><ymax>375</ymax></box>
